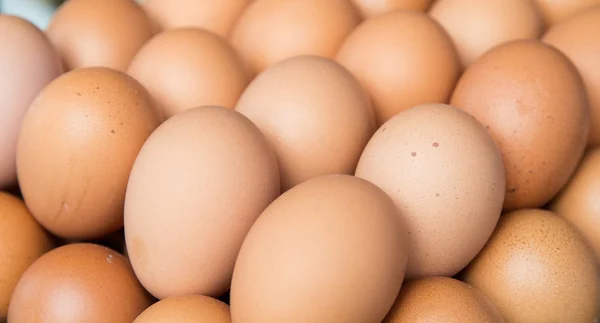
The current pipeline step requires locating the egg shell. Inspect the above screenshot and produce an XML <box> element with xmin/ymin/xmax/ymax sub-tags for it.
<box><xmin>128</xmin><ymin>28</ymin><xmax>247</xmax><ymax>120</ymax></box>
<box><xmin>230</xmin><ymin>174</ymin><xmax>408</xmax><ymax>323</ymax></box>
<box><xmin>141</xmin><ymin>0</ymin><xmax>251</xmax><ymax>37</ymax></box>
<box><xmin>0</xmin><ymin>192</ymin><xmax>54</xmax><ymax>320</ymax></box>
<box><xmin>0</xmin><ymin>15</ymin><xmax>62</xmax><ymax>189</ymax></box>
<box><xmin>463</xmin><ymin>209</ymin><xmax>600</xmax><ymax>322</ymax></box>
<box><xmin>336</xmin><ymin>10</ymin><xmax>461</xmax><ymax>126</ymax></box>
<box><xmin>47</xmin><ymin>0</ymin><xmax>154</xmax><ymax>71</ymax></box>
<box><xmin>134</xmin><ymin>294</ymin><xmax>231</xmax><ymax>323</ymax></box>
<box><xmin>550</xmin><ymin>148</ymin><xmax>600</xmax><ymax>261</ymax></box>
<box><xmin>125</xmin><ymin>106</ymin><xmax>280</xmax><ymax>299</ymax></box>
<box><xmin>383</xmin><ymin>277</ymin><xmax>504</xmax><ymax>323</ymax></box>
<box><xmin>350</xmin><ymin>0</ymin><xmax>435</xmax><ymax>17</ymax></box>
<box><xmin>16</xmin><ymin>67</ymin><xmax>160</xmax><ymax>239</ymax></box>
<box><xmin>235</xmin><ymin>55</ymin><xmax>375</xmax><ymax>191</ymax></box>
<box><xmin>356</xmin><ymin>103</ymin><xmax>505</xmax><ymax>279</ymax></box>
<box><xmin>450</xmin><ymin>39</ymin><xmax>589</xmax><ymax>211</ymax></box>
<box><xmin>430</xmin><ymin>0</ymin><xmax>543</xmax><ymax>67</ymax></box>
<box><xmin>229</xmin><ymin>0</ymin><xmax>361</xmax><ymax>77</ymax></box>
<box><xmin>7</xmin><ymin>243</ymin><xmax>152</xmax><ymax>323</ymax></box>
<box><xmin>533</xmin><ymin>0</ymin><xmax>600</xmax><ymax>26</ymax></box>
<box><xmin>543</xmin><ymin>7</ymin><xmax>600</xmax><ymax>147</ymax></box>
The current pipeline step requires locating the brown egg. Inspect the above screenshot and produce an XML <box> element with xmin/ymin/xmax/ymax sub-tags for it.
<box><xmin>141</xmin><ymin>0</ymin><xmax>251</xmax><ymax>37</ymax></box>
<box><xmin>134</xmin><ymin>295</ymin><xmax>230</xmax><ymax>323</ymax></box>
<box><xmin>47</xmin><ymin>0</ymin><xmax>154</xmax><ymax>71</ymax></box>
<box><xmin>17</xmin><ymin>67</ymin><xmax>159</xmax><ymax>240</ymax></box>
<box><xmin>235</xmin><ymin>56</ymin><xmax>375</xmax><ymax>191</ymax></box>
<box><xmin>430</xmin><ymin>0</ymin><xmax>543</xmax><ymax>67</ymax></box>
<box><xmin>463</xmin><ymin>209</ymin><xmax>600</xmax><ymax>322</ymax></box>
<box><xmin>384</xmin><ymin>277</ymin><xmax>504</xmax><ymax>323</ymax></box>
<box><xmin>125</xmin><ymin>106</ymin><xmax>280</xmax><ymax>299</ymax></box>
<box><xmin>7</xmin><ymin>243</ymin><xmax>152</xmax><ymax>323</ymax></box>
<box><xmin>550</xmin><ymin>148</ymin><xmax>600</xmax><ymax>261</ymax></box>
<box><xmin>128</xmin><ymin>28</ymin><xmax>247</xmax><ymax>120</ymax></box>
<box><xmin>0</xmin><ymin>15</ymin><xmax>62</xmax><ymax>189</ymax></box>
<box><xmin>351</xmin><ymin>0</ymin><xmax>435</xmax><ymax>17</ymax></box>
<box><xmin>543</xmin><ymin>7</ymin><xmax>600</xmax><ymax>147</ymax></box>
<box><xmin>231</xmin><ymin>175</ymin><xmax>408</xmax><ymax>323</ymax></box>
<box><xmin>230</xmin><ymin>0</ymin><xmax>361</xmax><ymax>76</ymax></box>
<box><xmin>336</xmin><ymin>10</ymin><xmax>461</xmax><ymax>126</ymax></box>
<box><xmin>356</xmin><ymin>103</ymin><xmax>505</xmax><ymax>279</ymax></box>
<box><xmin>450</xmin><ymin>40</ymin><xmax>589</xmax><ymax>211</ymax></box>
<box><xmin>0</xmin><ymin>192</ymin><xmax>54</xmax><ymax>321</ymax></box>
<box><xmin>533</xmin><ymin>0</ymin><xmax>600</xmax><ymax>26</ymax></box>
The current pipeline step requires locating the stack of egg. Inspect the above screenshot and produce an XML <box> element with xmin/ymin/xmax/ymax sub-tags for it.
<box><xmin>0</xmin><ymin>0</ymin><xmax>599</xmax><ymax>322</ymax></box>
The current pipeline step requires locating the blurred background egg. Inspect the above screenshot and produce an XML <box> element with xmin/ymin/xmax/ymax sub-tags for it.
<box><xmin>235</xmin><ymin>56</ymin><xmax>375</xmax><ymax>191</ymax></box>
<box><xmin>134</xmin><ymin>294</ymin><xmax>231</xmax><ymax>323</ymax></box>
<box><xmin>451</xmin><ymin>40</ymin><xmax>589</xmax><ymax>211</ymax></box>
<box><xmin>336</xmin><ymin>10</ymin><xmax>461</xmax><ymax>126</ymax></box>
<box><xmin>383</xmin><ymin>277</ymin><xmax>504</xmax><ymax>323</ymax></box>
<box><xmin>0</xmin><ymin>14</ymin><xmax>62</xmax><ymax>189</ymax></box>
<box><xmin>350</xmin><ymin>0</ymin><xmax>435</xmax><ymax>17</ymax></box>
<box><xmin>533</xmin><ymin>0</ymin><xmax>600</xmax><ymax>26</ymax></box>
<box><xmin>8</xmin><ymin>243</ymin><xmax>152</xmax><ymax>323</ymax></box>
<box><xmin>543</xmin><ymin>6</ymin><xmax>600</xmax><ymax>147</ymax></box>
<box><xmin>462</xmin><ymin>209</ymin><xmax>600</xmax><ymax>323</ymax></box>
<box><xmin>17</xmin><ymin>67</ymin><xmax>159</xmax><ymax>240</ymax></box>
<box><xmin>429</xmin><ymin>0</ymin><xmax>543</xmax><ymax>67</ymax></box>
<box><xmin>141</xmin><ymin>0</ymin><xmax>251</xmax><ymax>37</ymax></box>
<box><xmin>231</xmin><ymin>175</ymin><xmax>408</xmax><ymax>323</ymax></box>
<box><xmin>47</xmin><ymin>0</ymin><xmax>154</xmax><ymax>71</ymax></box>
<box><xmin>127</xmin><ymin>28</ymin><xmax>247</xmax><ymax>120</ymax></box>
<box><xmin>355</xmin><ymin>103</ymin><xmax>505</xmax><ymax>279</ymax></box>
<box><xmin>0</xmin><ymin>192</ymin><xmax>54</xmax><ymax>321</ymax></box>
<box><xmin>230</xmin><ymin>0</ymin><xmax>361</xmax><ymax>77</ymax></box>
<box><xmin>125</xmin><ymin>106</ymin><xmax>280</xmax><ymax>299</ymax></box>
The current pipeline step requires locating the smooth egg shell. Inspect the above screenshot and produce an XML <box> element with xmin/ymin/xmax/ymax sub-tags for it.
<box><xmin>134</xmin><ymin>294</ymin><xmax>230</xmax><ymax>323</ymax></box>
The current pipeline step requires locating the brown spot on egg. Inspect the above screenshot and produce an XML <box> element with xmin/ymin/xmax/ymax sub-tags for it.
<box><xmin>411</xmin><ymin>152</ymin><xmax>417</xmax><ymax>157</ymax></box>
<box><xmin>432</xmin><ymin>142</ymin><xmax>439</xmax><ymax>147</ymax></box>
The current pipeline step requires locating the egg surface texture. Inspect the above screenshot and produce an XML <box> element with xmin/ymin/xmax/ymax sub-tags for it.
<box><xmin>128</xmin><ymin>28</ymin><xmax>248</xmax><ymax>120</ymax></box>
<box><xmin>336</xmin><ymin>10</ymin><xmax>461</xmax><ymax>126</ymax></box>
<box><xmin>47</xmin><ymin>0</ymin><xmax>154</xmax><ymax>71</ymax></box>
<box><xmin>230</xmin><ymin>174</ymin><xmax>408</xmax><ymax>323</ymax></box>
<box><xmin>134</xmin><ymin>294</ymin><xmax>231</xmax><ymax>323</ymax></box>
<box><xmin>0</xmin><ymin>15</ymin><xmax>62</xmax><ymax>189</ymax></box>
<box><xmin>125</xmin><ymin>106</ymin><xmax>280</xmax><ymax>299</ymax></box>
<box><xmin>356</xmin><ymin>103</ymin><xmax>505</xmax><ymax>280</ymax></box>
<box><xmin>451</xmin><ymin>39</ymin><xmax>589</xmax><ymax>211</ymax></box>
<box><xmin>383</xmin><ymin>277</ymin><xmax>504</xmax><ymax>323</ymax></box>
<box><xmin>351</xmin><ymin>0</ymin><xmax>435</xmax><ymax>17</ymax></box>
<box><xmin>8</xmin><ymin>243</ymin><xmax>152</xmax><ymax>323</ymax></box>
<box><xmin>17</xmin><ymin>67</ymin><xmax>160</xmax><ymax>240</ymax></box>
<box><xmin>463</xmin><ymin>209</ymin><xmax>600</xmax><ymax>323</ymax></box>
<box><xmin>533</xmin><ymin>0</ymin><xmax>600</xmax><ymax>26</ymax></box>
<box><xmin>235</xmin><ymin>56</ymin><xmax>375</xmax><ymax>191</ymax></box>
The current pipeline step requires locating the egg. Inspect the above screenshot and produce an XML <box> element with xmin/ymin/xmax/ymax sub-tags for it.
<box><xmin>336</xmin><ymin>10</ymin><xmax>461</xmax><ymax>126</ymax></box>
<box><xmin>355</xmin><ymin>103</ymin><xmax>505</xmax><ymax>279</ymax></box>
<box><xmin>229</xmin><ymin>0</ymin><xmax>361</xmax><ymax>77</ymax></box>
<box><xmin>462</xmin><ymin>209</ymin><xmax>600</xmax><ymax>322</ymax></box>
<box><xmin>430</xmin><ymin>0</ymin><xmax>543</xmax><ymax>67</ymax></box>
<box><xmin>125</xmin><ymin>106</ymin><xmax>280</xmax><ymax>299</ymax></box>
<box><xmin>47</xmin><ymin>0</ymin><xmax>154</xmax><ymax>71</ymax></box>
<box><xmin>0</xmin><ymin>192</ymin><xmax>54</xmax><ymax>321</ymax></box>
<box><xmin>134</xmin><ymin>295</ymin><xmax>231</xmax><ymax>323</ymax></box>
<box><xmin>141</xmin><ymin>0</ymin><xmax>251</xmax><ymax>37</ymax></box>
<box><xmin>543</xmin><ymin>6</ymin><xmax>600</xmax><ymax>147</ymax></box>
<box><xmin>350</xmin><ymin>0</ymin><xmax>435</xmax><ymax>17</ymax></box>
<box><xmin>0</xmin><ymin>15</ymin><xmax>62</xmax><ymax>189</ymax></box>
<box><xmin>450</xmin><ymin>39</ymin><xmax>589</xmax><ymax>211</ymax></box>
<box><xmin>550</xmin><ymin>148</ymin><xmax>600</xmax><ymax>261</ymax></box>
<box><xmin>383</xmin><ymin>277</ymin><xmax>504</xmax><ymax>323</ymax></box>
<box><xmin>16</xmin><ymin>67</ymin><xmax>159</xmax><ymax>240</ymax></box>
<box><xmin>533</xmin><ymin>0</ymin><xmax>600</xmax><ymax>26</ymax></box>
<box><xmin>127</xmin><ymin>28</ymin><xmax>247</xmax><ymax>120</ymax></box>
<box><xmin>230</xmin><ymin>174</ymin><xmax>408</xmax><ymax>323</ymax></box>
<box><xmin>7</xmin><ymin>243</ymin><xmax>152</xmax><ymax>323</ymax></box>
<box><xmin>235</xmin><ymin>56</ymin><xmax>375</xmax><ymax>191</ymax></box>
